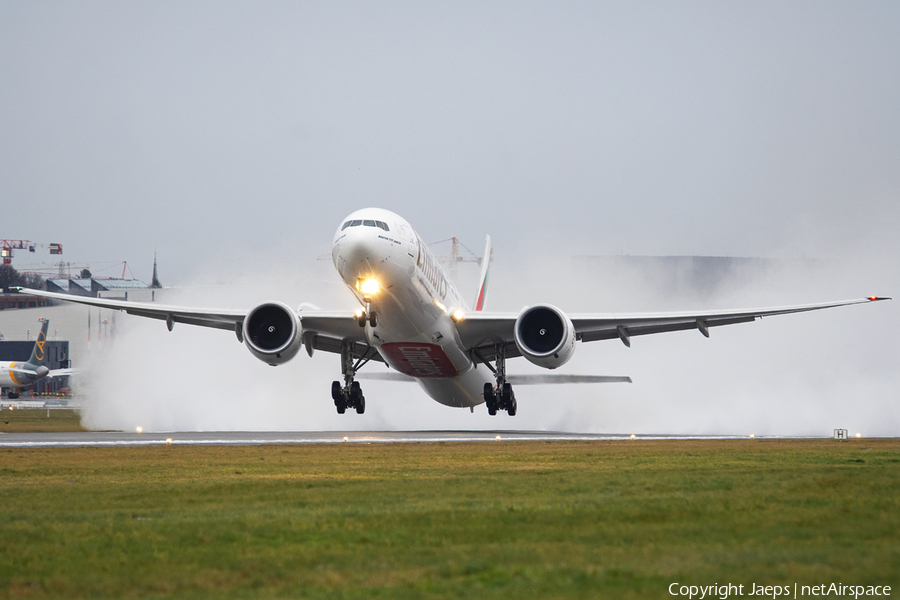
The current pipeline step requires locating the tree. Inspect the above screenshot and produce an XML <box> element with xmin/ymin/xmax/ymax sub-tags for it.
<box><xmin>0</xmin><ymin>265</ymin><xmax>44</xmax><ymax>292</ymax></box>
<box><xmin>0</xmin><ymin>264</ymin><xmax>17</xmax><ymax>292</ymax></box>
<box><xmin>79</xmin><ymin>268</ymin><xmax>92</xmax><ymax>278</ymax></box>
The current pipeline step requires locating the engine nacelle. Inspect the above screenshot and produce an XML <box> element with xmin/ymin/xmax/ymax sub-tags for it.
<box><xmin>514</xmin><ymin>304</ymin><xmax>576</xmax><ymax>369</ymax></box>
<box><xmin>242</xmin><ymin>302</ymin><xmax>302</xmax><ymax>366</ymax></box>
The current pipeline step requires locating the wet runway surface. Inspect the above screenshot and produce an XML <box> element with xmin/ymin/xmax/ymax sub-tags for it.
<box><xmin>0</xmin><ymin>430</ymin><xmax>801</xmax><ymax>447</ymax></box>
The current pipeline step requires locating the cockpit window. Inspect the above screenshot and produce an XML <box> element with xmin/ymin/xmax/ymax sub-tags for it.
<box><xmin>343</xmin><ymin>218</ymin><xmax>389</xmax><ymax>231</ymax></box>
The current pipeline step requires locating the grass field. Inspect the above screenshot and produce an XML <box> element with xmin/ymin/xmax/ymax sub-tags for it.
<box><xmin>1</xmin><ymin>437</ymin><xmax>898</xmax><ymax>599</ymax></box>
<box><xmin>0</xmin><ymin>408</ymin><xmax>86</xmax><ymax>433</ymax></box>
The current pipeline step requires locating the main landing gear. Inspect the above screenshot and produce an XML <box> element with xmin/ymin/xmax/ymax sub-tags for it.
<box><xmin>332</xmin><ymin>380</ymin><xmax>365</xmax><ymax>414</ymax></box>
<box><xmin>482</xmin><ymin>345</ymin><xmax>517</xmax><ymax>416</ymax></box>
<box><xmin>332</xmin><ymin>341</ymin><xmax>373</xmax><ymax>415</ymax></box>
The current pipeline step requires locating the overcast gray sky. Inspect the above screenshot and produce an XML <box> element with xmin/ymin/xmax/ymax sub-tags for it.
<box><xmin>2</xmin><ymin>2</ymin><xmax>898</xmax><ymax>434</ymax></box>
<box><xmin>3</xmin><ymin>1</ymin><xmax>898</xmax><ymax>281</ymax></box>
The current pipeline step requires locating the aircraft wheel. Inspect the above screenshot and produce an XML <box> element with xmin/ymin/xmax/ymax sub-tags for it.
<box><xmin>336</xmin><ymin>402</ymin><xmax>346</xmax><ymax>414</ymax></box>
<box><xmin>501</xmin><ymin>383</ymin><xmax>512</xmax><ymax>408</ymax></box>
<box><xmin>484</xmin><ymin>383</ymin><xmax>497</xmax><ymax>416</ymax></box>
<box><xmin>349</xmin><ymin>381</ymin><xmax>363</xmax><ymax>407</ymax></box>
<box><xmin>331</xmin><ymin>381</ymin><xmax>342</xmax><ymax>404</ymax></box>
<box><xmin>357</xmin><ymin>312</ymin><xmax>367</xmax><ymax>327</ymax></box>
<box><xmin>369</xmin><ymin>311</ymin><xmax>377</xmax><ymax>327</ymax></box>
<box><xmin>356</xmin><ymin>395</ymin><xmax>366</xmax><ymax>414</ymax></box>
<box><xmin>508</xmin><ymin>398</ymin><xmax>517</xmax><ymax>417</ymax></box>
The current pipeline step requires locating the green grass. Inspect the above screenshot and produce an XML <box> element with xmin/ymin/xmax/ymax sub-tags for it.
<box><xmin>0</xmin><ymin>408</ymin><xmax>86</xmax><ymax>433</ymax></box>
<box><xmin>1</xmin><ymin>440</ymin><xmax>898</xmax><ymax>599</ymax></box>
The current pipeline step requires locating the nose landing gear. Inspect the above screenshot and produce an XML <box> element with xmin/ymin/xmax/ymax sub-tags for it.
<box><xmin>357</xmin><ymin>301</ymin><xmax>377</xmax><ymax>327</ymax></box>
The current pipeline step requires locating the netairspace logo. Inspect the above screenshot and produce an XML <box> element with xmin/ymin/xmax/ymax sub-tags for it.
<box><xmin>668</xmin><ymin>582</ymin><xmax>892</xmax><ymax>600</ymax></box>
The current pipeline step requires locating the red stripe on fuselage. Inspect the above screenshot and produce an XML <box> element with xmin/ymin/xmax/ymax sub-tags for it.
<box><xmin>379</xmin><ymin>343</ymin><xmax>460</xmax><ymax>378</ymax></box>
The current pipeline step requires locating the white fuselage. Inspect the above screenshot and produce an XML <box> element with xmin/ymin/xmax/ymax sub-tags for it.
<box><xmin>0</xmin><ymin>363</ymin><xmax>22</xmax><ymax>388</ymax></box>
<box><xmin>332</xmin><ymin>208</ymin><xmax>493</xmax><ymax>408</ymax></box>
<box><xmin>0</xmin><ymin>361</ymin><xmax>49</xmax><ymax>389</ymax></box>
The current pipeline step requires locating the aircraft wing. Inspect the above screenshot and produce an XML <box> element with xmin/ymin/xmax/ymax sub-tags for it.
<box><xmin>13</xmin><ymin>287</ymin><xmax>374</xmax><ymax>359</ymax></box>
<box><xmin>15</xmin><ymin>287</ymin><xmax>247</xmax><ymax>332</ymax></box>
<box><xmin>456</xmin><ymin>297</ymin><xmax>890</xmax><ymax>362</ymax></box>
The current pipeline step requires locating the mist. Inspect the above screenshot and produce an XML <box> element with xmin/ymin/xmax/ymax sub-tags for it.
<box><xmin>80</xmin><ymin>234</ymin><xmax>898</xmax><ymax>436</ymax></box>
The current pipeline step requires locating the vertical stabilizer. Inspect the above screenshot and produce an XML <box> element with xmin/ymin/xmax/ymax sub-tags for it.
<box><xmin>26</xmin><ymin>319</ymin><xmax>49</xmax><ymax>366</ymax></box>
<box><xmin>473</xmin><ymin>235</ymin><xmax>491</xmax><ymax>311</ymax></box>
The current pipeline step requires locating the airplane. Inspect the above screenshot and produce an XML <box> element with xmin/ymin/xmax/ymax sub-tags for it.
<box><xmin>0</xmin><ymin>318</ymin><xmax>70</xmax><ymax>399</ymax></box>
<box><xmin>15</xmin><ymin>208</ymin><xmax>890</xmax><ymax>416</ymax></box>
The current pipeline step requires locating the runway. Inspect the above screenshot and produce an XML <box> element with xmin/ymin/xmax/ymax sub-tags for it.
<box><xmin>0</xmin><ymin>430</ymin><xmax>802</xmax><ymax>448</ymax></box>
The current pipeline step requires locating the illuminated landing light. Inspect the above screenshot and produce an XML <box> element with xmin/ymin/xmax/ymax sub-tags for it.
<box><xmin>496</xmin><ymin>435</ymin><xmax>501</xmax><ymax>441</ymax></box>
<box><xmin>343</xmin><ymin>436</ymin><xmax>349</xmax><ymax>443</ymax></box>
<box><xmin>452</xmin><ymin>310</ymin><xmax>465</xmax><ymax>322</ymax></box>
<box><xmin>750</xmin><ymin>434</ymin><xmax>755</xmax><ymax>439</ymax></box>
<box><xmin>136</xmin><ymin>426</ymin><xmax>143</xmax><ymax>433</ymax></box>
<box><xmin>166</xmin><ymin>438</ymin><xmax>172</xmax><ymax>445</ymax></box>
<box><xmin>857</xmin><ymin>433</ymin><xmax>862</xmax><ymax>439</ymax></box>
<box><xmin>354</xmin><ymin>309</ymin><xmax>364</xmax><ymax>318</ymax></box>
<box><xmin>358</xmin><ymin>278</ymin><xmax>380</xmax><ymax>297</ymax></box>
<box><xmin>630</xmin><ymin>434</ymin><xmax>636</xmax><ymax>440</ymax></box>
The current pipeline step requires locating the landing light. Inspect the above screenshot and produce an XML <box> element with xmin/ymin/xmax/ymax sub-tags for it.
<box><xmin>452</xmin><ymin>310</ymin><xmax>465</xmax><ymax>322</ymax></box>
<box><xmin>856</xmin><ymin>433</ymin><xmax>862</xmax><ymax>439</ymax></box>
<box><xmin>630</xmin><ymin>434</ymin><xmax>636</xmax><ymax>440</ymax></box>
<box><xmin>136</xmin><ymin>426</ymin><xmax>143</xmax><ymax>433</ymax></box>
<box><xmin>358</xmin><ymin>278</ymin><xmax>380</xmax><ymax>296</ymax></box>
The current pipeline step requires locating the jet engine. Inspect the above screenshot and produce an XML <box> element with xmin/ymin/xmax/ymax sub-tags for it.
<box><xmin>513</xmin><ymin>304</ymin><xmax>576</xmax><ymax>369</ymax></box>
<box><xmin>242</xmin><ymin>302</ymin><xmax>302</xmax><ymax>366</ymax></box>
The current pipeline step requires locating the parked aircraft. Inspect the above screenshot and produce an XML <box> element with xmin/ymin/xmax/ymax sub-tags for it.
<box><xmin>0</xmin><ymin>318</ymin><xmax>70</xmax><ymax>398</ymax></box>
<box><xmin>16</xmin><ymin>208</ymin><xmax>889</xmax><ymax>415</ymax></box>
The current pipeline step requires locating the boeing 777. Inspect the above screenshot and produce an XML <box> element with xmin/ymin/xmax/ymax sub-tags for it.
<box><xmin>15</xmin><ymin>208</ymin><xmax>889</xmax><ymax>415</ymax></box>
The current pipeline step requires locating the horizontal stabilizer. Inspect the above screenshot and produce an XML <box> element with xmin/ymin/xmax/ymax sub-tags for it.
<box><xmin>357</xmin><ymin>372</ymin><xmax>417</xmax><ymax>382</ymax></box>
<box><xmin>507</xmin><ymin>374</ymin><xmax>632</xmax><ymax>385</ymax></box>
<box><xmin>10</xmin><ymin>367</ymin><xmax>41</xmax><ymax>377</ymax></box>
<box><xmin>356</xmin><ymin>372</ymin><xmax>631</xmax><ymax>384</ymax></box>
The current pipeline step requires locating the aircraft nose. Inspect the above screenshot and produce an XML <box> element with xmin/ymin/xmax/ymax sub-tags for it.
<box><xmin>339</xmin><ymin>224</ymin><xmax>376</xmax><ymax>261</ymax></box>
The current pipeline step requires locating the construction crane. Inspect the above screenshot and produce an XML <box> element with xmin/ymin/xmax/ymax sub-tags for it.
<box><xmin>16</xmin><ymin>261</ymin><xmax>91</xmax><ymax>278</ymax></box>
<box><xmin>1</xmin><ymin>240</ymin><xmax>62</xmax><ymax>265</ymax></box>
<box><xmin>16</xmin><ymin>260</ymin><xmax>133</xmax><ymax>279</ymax></box>
<box><xmin>429</xmin><ymin>236</ymin><xmax>491</xmax><ymax>280</ymax></box>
